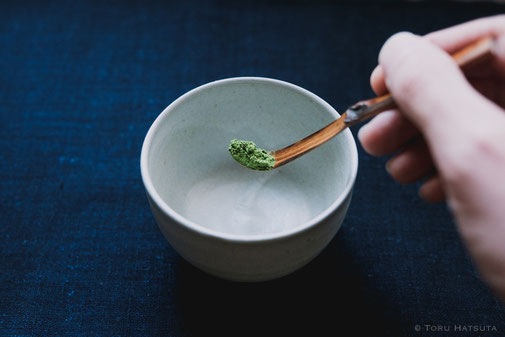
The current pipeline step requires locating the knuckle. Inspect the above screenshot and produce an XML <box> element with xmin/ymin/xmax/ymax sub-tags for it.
<box><xmin>442</xmin><ymin>159</ymin><xmax>473</xmax><ymax>190</ymax></box>
<box><xmin>443</xmin><ymin>131</ymin><xmax>504</xmax><ymax>187</ymax></box>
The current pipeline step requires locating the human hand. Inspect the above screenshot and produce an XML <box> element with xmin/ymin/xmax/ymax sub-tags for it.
<box><xmin>358</xmin><ymin>15</ymin><xmax>505</xmax><ymax>300</ymax></box>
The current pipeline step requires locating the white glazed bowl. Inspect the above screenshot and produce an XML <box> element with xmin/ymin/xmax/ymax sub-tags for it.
<box><xmin>140</xmin><ymin>77</ymin><xmax>358</xmax><ymax>281</ymax></box>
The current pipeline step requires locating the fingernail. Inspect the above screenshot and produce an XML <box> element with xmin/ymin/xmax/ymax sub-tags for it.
<box><xmin>385</xmin><ymin>160</ymin><xmax>392</xmax><ymax>175</ymax></box>
<box><xmin>418</xmin><ymin>183</ymin><xmax>430</xmax><ymax>201</ymax></box>
<box><xmin>418</xmin><ymin>185</ymin><xmax>426</xmax><ymax>199</ymax></box>
<box><xmin>370</xmin><ymin>65</ymin><xmax>381</xmax><ymax>81</ymax></box>
<box><xmin>357</xmin><ymin>124</ymin><xmax>369</xmax><ymax>143</ymax></box>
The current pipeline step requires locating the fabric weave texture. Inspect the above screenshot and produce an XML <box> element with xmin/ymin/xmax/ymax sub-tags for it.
<box><xmin>1</xmin><ymin>1</ymin><xmax>504</xmax><ymax>336</ymax></box>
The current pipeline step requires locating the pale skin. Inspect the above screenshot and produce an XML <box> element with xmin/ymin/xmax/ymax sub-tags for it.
<box><xmin>358</xmin><ymin>15</ymin><xmax>505</xmax><ymax>301</ymax></box>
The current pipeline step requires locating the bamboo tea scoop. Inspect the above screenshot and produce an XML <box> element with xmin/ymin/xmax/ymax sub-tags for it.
<box><xmin>229</xmin><ymin>36</ymin><xmax>496</xmax><ymax>170</ymax></box>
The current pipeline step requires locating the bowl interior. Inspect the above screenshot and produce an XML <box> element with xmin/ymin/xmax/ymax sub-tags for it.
<box><xmin>145</xmin><ymin>78</ymin><xmax>357</xmax><ymax>237</ymax></box>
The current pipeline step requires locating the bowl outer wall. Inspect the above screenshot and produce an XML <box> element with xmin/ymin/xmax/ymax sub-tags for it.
<box><xmin>147</xmin><ymin>190</ymin><xmax>353</xmax><ymax>282</ymax></box>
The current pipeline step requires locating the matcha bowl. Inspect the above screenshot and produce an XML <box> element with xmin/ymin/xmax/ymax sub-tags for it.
<box><xmin>140</xmin><ymin>77</ymin><xmax>358</xmax><ymax>281</ymax></box>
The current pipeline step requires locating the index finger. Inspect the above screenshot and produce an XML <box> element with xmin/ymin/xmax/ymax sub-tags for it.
<box><xmin>370</xmin><ymin>14</ymin><xmax>505</xmax><ymax>95</ymax></box>
<box><xmin>426</xmin><ymin>14</ymin><xmax>505</xmax><ymax>53</ymax></box>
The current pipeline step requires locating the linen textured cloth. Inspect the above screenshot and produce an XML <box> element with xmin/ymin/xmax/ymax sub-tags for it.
<box><xmin>1</xmin><ymin>1</ymin><xmax>504</xmax><ymax>335</ymax></box>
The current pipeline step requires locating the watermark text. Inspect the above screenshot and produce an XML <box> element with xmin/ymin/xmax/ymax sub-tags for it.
<box><xmin>414</xmin><ymin>324</ymin><xmax>497</xmax><ymax>333</ymax></box>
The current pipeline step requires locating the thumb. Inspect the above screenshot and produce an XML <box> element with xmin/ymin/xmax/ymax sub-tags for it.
<box><xmin>378</xmin><ymin>32</ymin><xmax>482</xmax><ymax>135</ymax></box>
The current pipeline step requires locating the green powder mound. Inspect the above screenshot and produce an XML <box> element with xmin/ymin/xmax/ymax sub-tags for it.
<box><xmin>228</xmin><ymin>139</ymin><xmax>275</xmax><ymax>171</ymax></box>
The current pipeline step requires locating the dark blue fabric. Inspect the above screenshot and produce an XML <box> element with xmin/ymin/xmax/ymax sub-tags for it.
<box><xmin>1</xmin><ymin>1</ymin><xmax>504</xmax><ymax>336</ymax></box>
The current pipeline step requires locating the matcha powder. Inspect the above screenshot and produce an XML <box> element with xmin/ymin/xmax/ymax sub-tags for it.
<box><xmin>228</xmin><ymin>139</ymin><xmax>275</xmax><ymax>171</ymax></box>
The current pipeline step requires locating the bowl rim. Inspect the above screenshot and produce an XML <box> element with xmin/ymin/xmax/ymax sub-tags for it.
<box><xmin>140</xmin><ymin>76</ymin><xmax>358</xmax><ymax>243</ymax></box>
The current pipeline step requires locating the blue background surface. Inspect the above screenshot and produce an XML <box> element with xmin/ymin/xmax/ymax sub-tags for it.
<box><xmin>1</xmin><ymin>1</ymin><xmax>504</xmax><ymax>336</ymax></box>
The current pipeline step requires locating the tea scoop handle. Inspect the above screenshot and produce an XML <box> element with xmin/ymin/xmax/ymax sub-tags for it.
<box><xmin>344</xmin><ymin>36</ymin><xmax>496</xmax><ymax>125</ymax></box>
